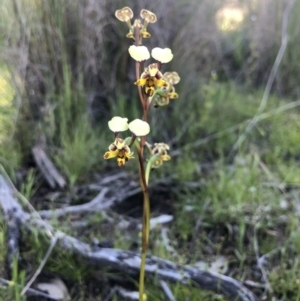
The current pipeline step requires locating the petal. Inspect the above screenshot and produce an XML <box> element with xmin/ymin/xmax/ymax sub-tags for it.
<box><xmin>124</xmin><ymin>147</ymin><xmax>134</xmax><ymax>160</ymax></box>
<box><xmin>108</xmin><ymin>116</ymin><xmax>129</xmax><ymax>132</ymax></box>
<box><xmin>115</xmin><ymin>7</ymin><xmax>134</xmax><ymax>22</ymax></box>
<box><xmin>128</xmin><ymin>45</ymin><xmax>150</xmax><ymax>62</ymax></box>
<box><xmin>168</xmin><ymin>92</ymin><xmax>178</xmax><ymax>99</ymax></box>
<box><xmin>114</xmin><ymin>138</ymin><xmax>126</xmax><ymax>150</ymax></box>
<box><xmin>155</xmin><ymin>96</ymin><xmax>169</xmax><ymax>106</ymax></box>
<box><xmin>152</xmin><ymin>142</ymin><xmax>170</xmax><ymax>154</ymax></box>
<box><xmin>147</xmin><ymin>78</ymin><xmax>156</xmax><ymax>87</ymax></box>
<box><xmin>148</xmin><ymin>63</ymin><xmax>159</xmax><ymax>77</ymax></box>
<box><xmin>123</xmin><ymin>145</ymin><xmax>134</xmax><ymax>159</ymax></box>
<box><xmin>117</xmin><ymin>157</ymin><xmax>126</xmax><ymax>167</ymax></box>
<box><xmin>151</xmin><ymin>47</ymin><xmax>173</xmax><ymax>63</ymax></box>
<box><xmin>152</xmin><ymin>159</ymin><xmax>163</xmax><ymax>168</ymax></box>
<box><xmin>161</xmin><ymin>154</ymin><xmax>171</xmax><ymax>161</ymax></box>
<box><xmin>126</xmin><ymin>32</ymin><xmax>134</xmax><ymax>39</ymax></box>
<box><xmin>141</xmin><ymin>70</ymin><xmax>150</xmax><ymax>78</ymax></box>
<box><xmin>145</xmin><ymin>86</ymin><xmax>155</xmax><ymax>96</ymax></box>
<box><xmin>129</xmin><ymin>119</ymin><xmax>150</xmax><ymax>136</ymax></box>
<box><xmin>135</xmin><ymin>78</ymin><xmax>147</xmax><ymax>86</ymax></box>
<box><xmin>163</xmin><ymin>72</ymin><xmax>180</xmax><ymax>85</ymax></box>
<box><xmin>140</xmin><ymin>9</ymin><xmax>157</xmax><ymax>23</ymax></box>
<box><xmin>108</xmin><ymin>143</ymin><xmax>117</xmax><ymax>151</ymax></box>
<box><xmin>159</xmin><ymin>143</ymin><xmax>170</xmax><ymax>150</ymax></box>
<box><xmin>154</xmin><ymin>78</ymin><xmax>168</xmax><ymax>88</ymax></box>
<box><xmin>141</xmin><ymin>31</ymin><xmax>151</xmax><ymax>38</ymax></box>
<box><xmin>125</xmin><ymin>151</ymin><xmax>134</xmax><ymax>159</ymax></box>
<box><xmin>103</xmin><ymin>150</ymin><xmax>119</xmax><ymax>159</ymax></box>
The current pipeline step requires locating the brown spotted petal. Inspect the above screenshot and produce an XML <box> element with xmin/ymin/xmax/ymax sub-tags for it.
<box><xmin>114</xmin><ymin>138</ymin><xmax>126</xmax><ymax>150</ymax></box>
<box><xmin>148</xmin><ymin>63</ymin><xmax>160</xmax><ymax>77</ymax></box>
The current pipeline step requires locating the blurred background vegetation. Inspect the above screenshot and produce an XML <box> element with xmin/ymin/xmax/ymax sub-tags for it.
<box><xmin>0</xmin><ymin>0</ymin><xmax>299</xmax><ymax>182</ymax></box>
<box><xmin>1</xmin><ymin>0</ymin><xmax>300</xmax><ymax>300</ymax></box>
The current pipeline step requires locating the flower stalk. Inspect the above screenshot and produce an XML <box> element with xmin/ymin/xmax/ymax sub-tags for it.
<box><xmin>133</xmin><ymin>22</ymin><xmax>151</xmax><ymax>301</ymax></box>
<box><xmin>106</xmin><ymin>7</ymin><xmax>180</xmax><ymax>300</ymax></box>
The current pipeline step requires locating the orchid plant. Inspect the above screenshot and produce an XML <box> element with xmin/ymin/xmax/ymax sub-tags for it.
<box><xmin>104</xmin><ymin>7</ymin><xmax>180</xmax><ymax>301</ymax></box>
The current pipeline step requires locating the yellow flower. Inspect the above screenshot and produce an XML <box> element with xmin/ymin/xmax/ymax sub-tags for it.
<box><xmin>151</xmin><ymin>143</ymin><xmax>171</xmax><ymax>168</ymax></box>
<box><xmin>154</xmin><ymin>86</ymin><xmax>178</xmax><ymax>107</ymax></box>
<box><xmin>154</xmin><ymin>72</ymin><xmax>180</xmax><ymax>107</ymax></box>
<box><xmin>135</xmin><ymin>63</ymin><xmax>168</xmax><ymax>96</ymax></box>
<box><xmin>103</xmin><ymin>138</ymin><xmax>134</xmax><ymax>167</ymax></box>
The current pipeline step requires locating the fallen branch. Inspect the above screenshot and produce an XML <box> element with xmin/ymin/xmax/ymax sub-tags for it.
<box><xmin>0</xmin><ymin>174</ymin><xmax>259</xmax><ymax>301</ymax></box>
<box><xmin>32</xmin><ymin>145</ymin><xmax>66</xmax><ymax>189</ymax></box>
<box><xmin>38</xmin><ymin>188</ymin><xmax>109</xmax><ymax>219</ymax></box>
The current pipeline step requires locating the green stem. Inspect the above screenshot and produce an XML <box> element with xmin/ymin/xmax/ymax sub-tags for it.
<box><xmin>139</xmin><ymin>190</ymin><xmax>149</xmax><ymax>301</ymax></box>
<box><xmin>138</xmin><ymin>153</ymin><xmax>161</xmax><ymax>301</ymax></box>
<box><xmin>137</xmin><ymin>148</ymin><xmax>149</xmax><ymax>301</ymax></box>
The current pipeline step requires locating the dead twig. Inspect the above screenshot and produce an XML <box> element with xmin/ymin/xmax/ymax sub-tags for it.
<box><xmin>160</xmin><ymin>280</ymin><xmax>177</xmax><ymax>301</ymax></box>
<box><xmin>32</xmin><ymin>145</ymin><xmax>66</xmax><ymax>189</ymax></box>
<box><xmin>38</xmin><ymin>188</ymin><xmax>109</xmax><ymax>219</ymax></box>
